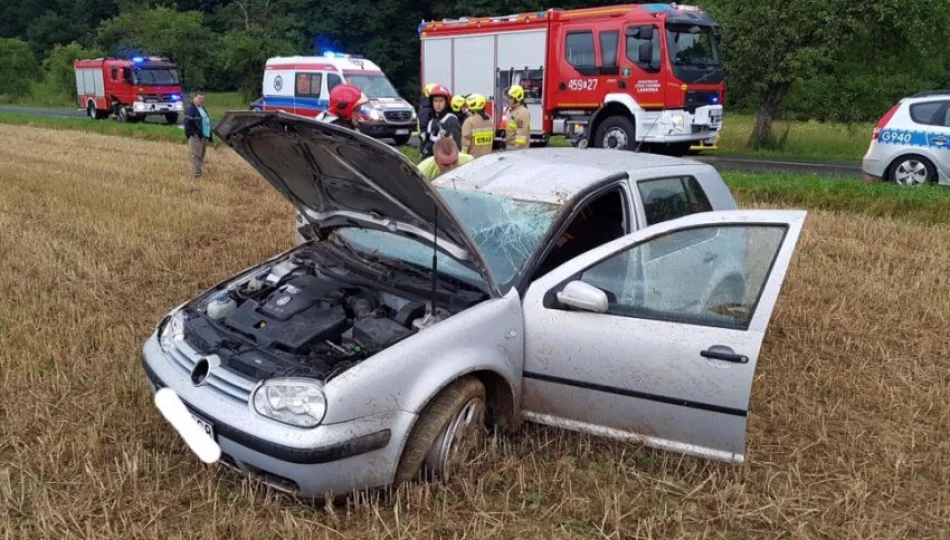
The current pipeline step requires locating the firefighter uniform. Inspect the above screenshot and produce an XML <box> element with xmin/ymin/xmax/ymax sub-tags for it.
<box><xmin>505</xmin><ymin>103</ymin><xmax>531</xmax><ymax>150</ymax></box>
<box><xmin>461</xmin><ymin>93</ymin><xmax>494</xmax><ymax>158</ymax></box>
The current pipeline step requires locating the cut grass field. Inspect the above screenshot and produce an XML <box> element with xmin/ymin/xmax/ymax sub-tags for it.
<box><xmin>2</xmin><ymin>90</ymin><xmax>872</xmax><ymax>161</ymax></box>
<box><xmin>2</xmin><ymin>126</ymin><xmax>949</xmax><ymax>539</ymax></box>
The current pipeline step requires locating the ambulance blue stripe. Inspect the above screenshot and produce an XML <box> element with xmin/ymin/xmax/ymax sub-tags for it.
<box><xmin>878</xmin><ymin>128</ymin><xmax>950</xmax><ymax>150</ymax></box>
<box><xmin>262</xmin><ymin>96</ymin><xmax>329</xmax><ymax>110</ymax></box>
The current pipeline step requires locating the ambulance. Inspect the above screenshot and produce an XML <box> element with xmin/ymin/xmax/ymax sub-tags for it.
<box><xmin>260</xmin><ymin>53</ymin><xmax>417</xmax><ymax>144</ymax></box>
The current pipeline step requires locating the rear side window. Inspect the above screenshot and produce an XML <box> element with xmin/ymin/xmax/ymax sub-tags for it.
<box><xmin>566</xmin><ymin>31</ymin><xmax>596</xmax><ymax>69</ymax></box>
<box><xmin>295</xmin><ymin>72</ymin><xmax>323</xmax><ymax>98</ymax></box>
<box><xmin>909</xmin><ymin>101</ymin><xmax>947</xmax><ymax>125</ymax></box>
<box><xmin>637</xmin><ymin>176</ymin><xmax>713</xmax><ymax>226</ymax></box>
<box><xmin>599</xmin><ymin>31</ymin><xmax>620</xmax><ymax>69</ymax></box>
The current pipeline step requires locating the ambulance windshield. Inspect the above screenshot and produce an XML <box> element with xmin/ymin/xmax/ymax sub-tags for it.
<box><xmin>665</xmin><ymin>24</ymin><xmax>721</xmax><ymax>68</ymax></box>
<box><xmin>133</xmin><ymin>68</ymin><xmax>181</xmax><ymax>86</ymax></box>
<box><xmin>346</xmin><ymin>74</ymin><xmax>400</xmax><ymax>99</ymax></box>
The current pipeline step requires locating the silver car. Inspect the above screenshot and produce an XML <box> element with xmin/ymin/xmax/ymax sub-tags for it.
<box><xmin>862</xmin><ymin>91</ymin><xmax>950</xmax><ymax>186</ymax></box>
<box><xmin>142</xmin><ymin>111</ymin><xmax>806</xmax><ymax>497</ymax></box>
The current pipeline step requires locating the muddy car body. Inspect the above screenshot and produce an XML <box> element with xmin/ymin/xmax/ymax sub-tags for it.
<box><xmin>141</xmin><ymin>111</ymin><xmax>805</xmax><ymax>496</ymax></box>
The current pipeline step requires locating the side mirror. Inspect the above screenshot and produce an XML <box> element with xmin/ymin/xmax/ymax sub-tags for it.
<box><xmin>556</xmin><ymin>281</ymin><xmax>609</xmax><ymax>313</ymax></box>
<box><xmin>638</xmin><ymin>42</ymin><xmax>653</xmax><ymax>65</ymax></box>
<box><xmin>640</xmin><ymin>26</ymin><xmax>654</xmax><ymax>41</ymax></box>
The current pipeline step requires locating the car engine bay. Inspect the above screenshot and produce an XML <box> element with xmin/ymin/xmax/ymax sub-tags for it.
<box><xmin>178</xmin><ymin>247</ymin><xmax>483</xmax><ymax>381</ymax></box>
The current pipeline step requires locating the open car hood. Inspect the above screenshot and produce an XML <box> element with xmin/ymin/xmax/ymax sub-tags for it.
<box><xmin>215</xmin><ymin>111</ymin><xmax>499</xmax><ymax>295</ymax></box>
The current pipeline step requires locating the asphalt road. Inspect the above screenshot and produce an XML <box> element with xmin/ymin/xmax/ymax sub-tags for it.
<box><xmin>0</xmin><ymin>104</ymin><xmax>863</xmax><ymax>177</ymax></box>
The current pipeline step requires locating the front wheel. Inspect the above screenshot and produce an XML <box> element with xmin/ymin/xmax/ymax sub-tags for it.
<box><xmin>394</xmin><ymin>377</ymin><xmax>486</xmax><ymax>485</ymax></box>
<box><xmin>594</xmin><ymin>115</ymin><xmax>636</xmax><ymax>150</ymax></box>
<box><xmin>393</xmin><ymin>134</ymin><xmax>411</xmax><ymax>145</ymax></box>
<box><xmin>890</xmin><ymin>155</ymin><xmax>936</xmax><ymax>186</ymax></box>
<box><xmin>164</xmin><ymin>113</ymin><xmax>179</xmax><ymax>125</ymax></box>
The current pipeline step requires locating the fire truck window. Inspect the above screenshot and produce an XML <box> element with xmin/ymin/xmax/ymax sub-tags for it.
<box><xmin>626</xmin><ymin>25</ymin><xmax>660</xmax><ymax>70</ymax></box>
<box><xmin>599</xmin><ymin>31</ymin><xmax>620</xmax><ymax>69</ymax></box>
<box><xmin>110</xmin><ymin>67</ymin><xmax>118</xmax><ymax>81</ymax></box>
<box><xmin>295</xmin><ymin>73</ymin><xmax>323</xmax><ymax>98</ymax></box>
<box><xmin>327</xmin><ymin>73</ymin><xmax>342</xmax><ymax>93</ymax></box>
<box><xmin>565</xmin><ymin>31</ymin><xmax>596</xmax><ymax>70</ymax></box>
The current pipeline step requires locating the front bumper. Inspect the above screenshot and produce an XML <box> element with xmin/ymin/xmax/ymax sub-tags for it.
<box><xmin>359</xmin><ymin>121</ymin><xmax>415</xmax><ymax>139</ymax></box>
<box><xmin>141</xmin><ymin>333</ymin><xmax>414</xmax><ymax>496</ymax></box>
<box><xmin>640</xmin><ymin>105</ymin><xmax>723</xmax><ymax>144</ymax></box>
<box><xmin>132</xmin><ymin>101</ymin><xmax>184</xmax><ymax>114</ymax></box>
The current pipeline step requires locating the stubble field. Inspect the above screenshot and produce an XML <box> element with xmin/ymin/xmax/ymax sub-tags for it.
<box><xmin>1</xmin><ymin>125</ymin><xmax>948</xmax><ymax>539</ymax></box>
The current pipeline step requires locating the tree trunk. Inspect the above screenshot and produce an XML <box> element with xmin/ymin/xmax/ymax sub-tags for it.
<box><xmin>749</xmin><ymin>83</ymin><xmax>790</xmax><ymax>150</ymax></box>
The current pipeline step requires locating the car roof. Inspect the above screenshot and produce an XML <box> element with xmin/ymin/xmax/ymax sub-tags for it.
<box><xmin>431</xmin><ymin>148</ymin><xmax>703</xmax><ymax>205</ymax></box>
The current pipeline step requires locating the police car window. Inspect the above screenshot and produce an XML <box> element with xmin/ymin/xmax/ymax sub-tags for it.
<box><xmin>626</xmin><ymin>25</ymin><xmax>661</xmax><ymax>70</ymax></box>
<box><xmin>910</xmin><ymin>101</ymin><xmax>945</xmax><ymax>125</ymax></box>
<box><xmin>295</xmin><ymin>73</ymin><xmax>323</xmax><ymax>98</ymax></box>
<box><xmin>327</xmin><ymin>73</ymin><xmax>342</xmax><ymax>92</ymax></box>
<box><xmin>599</xmin><ymin>31</ymin><xmax>620</xmax><ymax>68</ymax></box>
<box><xmin>566</xmin><ymin>31</ymin><xmax>596</xmax><ymax>69</ymax></box>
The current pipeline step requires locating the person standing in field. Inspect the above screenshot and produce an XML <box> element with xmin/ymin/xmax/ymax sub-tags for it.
<box><xmin>418</xmin><ymin>136</ymin><xmax>473</xmax><ymax>182</ymax></box>
<box><xmin>184</xmin><ymin>92</ymin><xmax>212</xmax><ymax>178</ymax></box>
<box><xmin>504</xmin><ymin>84</ymin><xmax>531</xmax><ymax>150</ymax></box>
<box><xmin>461</xmin><ymin>93</ymin><xmax>494</xmax><ymax>158</ymax></box>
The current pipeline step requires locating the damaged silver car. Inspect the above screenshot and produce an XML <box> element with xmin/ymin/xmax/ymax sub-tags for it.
<box><xmin>141</xmin><ymin>111</ymin><xmax>806</xmax><ymax>496</ymax></box>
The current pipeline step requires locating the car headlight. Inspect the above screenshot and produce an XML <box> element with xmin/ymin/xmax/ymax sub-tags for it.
<box><xmin>253</xmin><ymin>378</ymin><xmax>327</xmax><ymax>428</ymax></box>
<box><xmin>369</xmin><ymin>109</ymin><xmax>383</xmax><ymax>121</ymax></box>
<box><xmin>159</xmin><ymin>310</ymin><xmax>185</xmax><ymax>352</ymax></box>
<box><xmin>672</xmin><ymin>115</ymin><xmax>685</xmax><ymax>130</ymax></box>
<box><xmin>411</xmin><ymin>110</ymin><xmax>417</xmax><ymax>120</ymax></box>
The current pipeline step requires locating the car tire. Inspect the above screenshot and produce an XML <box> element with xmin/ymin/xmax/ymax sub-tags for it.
<box><xmin>393</xmin><ymin>376</ymin><xmax>486</xmax><ymax>485</ymax></box>
<box><xmin>116</xmin><ymin>105</ymin><xmax>129</xmax><ymax>123</ymax></box>
<box><xmin>87</xmin><ymin>101</ymin><xmax>97</xmax><ymax>120</ymax></box>
<box><xmin>889</xmin><ymin>154</ymin><xmax>936</xmax><ymax>186</ymax></box>
<box><xmin>594</xmin><ymin>115</ymin><xmax>636</xmax><ymax>150</ymax></box>
<box><xmin>393</xmin><ymin>134</ymin><xmax>411</xmax><ymax>145</ymax></box>
<box><xmin>165</xmin><ymin>113</ymin><xmax>179</xmax><ymax>125</ymax></box>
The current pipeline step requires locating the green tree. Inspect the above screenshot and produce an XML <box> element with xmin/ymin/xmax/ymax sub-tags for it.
<box><xmin>42</xmin><ymin>41</ymin><xmax>104</xmax><ymax>99</ymax></box>
<box><xmin>706</xmin><ymin>0</ymin><xmax>950</xmax><ymax>149</ymax></box>
<box><xmin>96</xmin><ymin>6</ymin><xmax>214</xmax><ymax>88</ymax></box>
<box><xmin>213</xmin><ymin>31</ymin><xmax>296</xmax><ymax>98</ymax></box>
<box><xmin>0</xmin><ymin>38</ymin><xmax>38</xmax><ymax>99</ymax></box>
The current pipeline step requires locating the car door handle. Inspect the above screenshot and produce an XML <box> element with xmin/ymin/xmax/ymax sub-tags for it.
<box><xmin>701</xmin><ymin>346</ymin><xmax>749</xmax><ymax>364</ymax></box>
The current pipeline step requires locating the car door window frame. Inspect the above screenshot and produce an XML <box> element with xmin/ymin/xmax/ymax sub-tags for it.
<box><xmin>327</xmin><ymin>72</ymin><xmax>343</xmax><ymax>93</ymax></box>
<box><xmin>295</xmin><ymin>72</ymin><xmax>324</xmax><ymax>98</ymax></box>
<box><xmin>598</xmin><ymin>30</ymin><xmax>620</xmax><ymax>75</ymax></box>
<box><xmin>909</xmin><ymin>100</ymin><xmax>950</xmax><ymax>126</ymax></box>
<box><xmin>625</xmin><ymin>24</ymin><xmax>661</xmax><ymax>72</ymax></box>
<box><xmin>543</xmin><ymin>222</ymin><xmax>791</xmax><ymax>331</ymax></box>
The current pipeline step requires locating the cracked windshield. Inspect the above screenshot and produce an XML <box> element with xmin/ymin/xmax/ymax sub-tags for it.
<box><xmin>438</xmin><ymin>188</ymin><xmax>559</xmax><ymax>286</ymax></box>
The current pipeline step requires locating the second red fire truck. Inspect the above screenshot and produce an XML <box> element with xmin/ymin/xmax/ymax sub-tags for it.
<box><xmin>74</xmin><ymin>56</ymin><xmax>185</xmax><ymax>123</ymax></box>
<box><xmin>419</xmin><ymin>3</ymin><xmax>725</xmax><ymax>155</ymax></box>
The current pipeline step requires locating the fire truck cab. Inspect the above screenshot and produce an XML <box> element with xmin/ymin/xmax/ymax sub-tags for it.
<box><xmin>74</xmin><ymin>57</ymin><xmax>184</xmax><ymax>124</ymax></box>
<box><xmin>419</xmin><ymin>3</ymin><xmax>725</xmax><ymax>155</ymax></box>
<box><xmin>261</xmin><ymin>54</ymin><xmax>417</xmax><ymax>144</ymax></box>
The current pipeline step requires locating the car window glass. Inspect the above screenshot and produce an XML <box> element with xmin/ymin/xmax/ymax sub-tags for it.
<box><xmin>576</xmin><ymin>225</ymin><xmax>787</xmax><ymax>329</ymax></box>
<box><xmin>295</xmin><ymin>73</ymin><xmax>323</xmax><ymax>98</ymax></box>
<box><xmin>566</xmin><ymin>31</ymin><xmax>596</xmax><ymax>69</ymax></box>
<box><xmin>637</xmin><ymin>176</ymin><xmax>713</xmax><ymax>226</ymax></box>
<box><xmin>599</xmin><ymin>31</ymin><xmax>620</xmax><ymax>68</ymax></box>
<box><xmin>111</xmin><ymin>67</ymin><xmax>118</xmax><ymax>81</ymax></box>
<box><xmin>626</xmin><ymin>25</ymin><xmax>660</xmax><ymax>68</ymax></box>
<box><xmin>910</xmin><ymin>101</ymin><xmax>944</xmax><ymax>125</ymax></box>
<box><xmin>327</xmin><ymin>73</ymin><xmax>342</xmax><ymax>93</ymax></box>
<box><xmin>943</xmin><ymin>105</ymin><xmax>950</xmax><ymax>127</ymax></box>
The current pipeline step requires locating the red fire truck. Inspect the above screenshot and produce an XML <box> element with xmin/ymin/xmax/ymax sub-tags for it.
<box><xmin>419</xmin><ymin>3</ymin><xmax>725</xmax><ymax>155</ymax></box>
<box><xmin>74</xmin><ymin>56</ymin><xmax>185</xmax><ymax>124</ymax></box>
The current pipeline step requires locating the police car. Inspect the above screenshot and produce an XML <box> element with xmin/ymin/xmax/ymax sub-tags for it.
<box><xmin>863</xmin><ymin>91</ymin><xmax>950</xmax><ymax>186</ymax></box>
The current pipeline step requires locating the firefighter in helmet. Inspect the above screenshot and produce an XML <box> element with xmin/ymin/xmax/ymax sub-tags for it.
<box><xmin>417</xmin><ymin>83</ymin><xmax>437</xmax><ymax>147</ymax></box>
<box><xmin>505</xmin><ymin>84</ymin><xmax>531</xmax><ymax>150</ymax></box>
<box><xmin>422</xmin><ymin>84</ymin><xmax>462</xmax><ymax>157</ymax></box>
<box><xmin>317</xmin><ymin>84</ymin><xmax>367</xmax><ymax>129</ymax></box>
<box><xmin>461</xmin><ymin>93</ymin><xmax>494</xmax><ymax>158</ymax></box>
<box><xmin>451</xmin><ymin>95</ymin><xmax>469</xmax><ymax>125</ymax></box>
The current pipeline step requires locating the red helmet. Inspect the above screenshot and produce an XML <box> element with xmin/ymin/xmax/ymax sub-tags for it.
<box><xmin>427</xmin><ymin>84</ymin><xmax>452</xmax><ymax>101</ymax></box>
<box><xmin>328</xmin><ymin>84</ymin><xmax>366</xmax><ymax>121</ymax></box>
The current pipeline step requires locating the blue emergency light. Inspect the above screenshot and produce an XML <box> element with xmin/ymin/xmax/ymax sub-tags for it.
<box><xmin>170</xmin><ymin>94</ymin><xmax>180</xmax><ymax>101</ymax></box>
<box><xmin>132</xmin><ymin>56</ymin><xmax>144</xmax><ymax>63</ymax></box>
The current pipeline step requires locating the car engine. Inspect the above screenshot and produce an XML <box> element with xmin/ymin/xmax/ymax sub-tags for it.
<box><xmin>179</xmin><ymin>252</ymin><xmax>458</xmax><ymax>381</ymax></box>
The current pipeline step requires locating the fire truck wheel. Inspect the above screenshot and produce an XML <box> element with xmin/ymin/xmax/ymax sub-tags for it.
<box><xmin>164</xmin><ymin>113</ymin><xmax>179</xmax><ymax>125</ymax></box>
<box><xmin>594</xmin><ymin>116</ymin><xmax>635</xmax><ymax>151</ymax></box>
<box><xmin>116</xmin><ymin>106</ymin><xmax>129</xmax><ymax>123</ymax></box>
<box><xmin>86</xmin><ymin>102</ymin><xmax>96</xmax><ymax>119</ymax></box>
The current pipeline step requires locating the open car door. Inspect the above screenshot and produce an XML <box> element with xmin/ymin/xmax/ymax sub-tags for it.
<box><xmin>521</xmin><ymin>209</ymin><xmax>806</xmax><ymax>463</ymax></box>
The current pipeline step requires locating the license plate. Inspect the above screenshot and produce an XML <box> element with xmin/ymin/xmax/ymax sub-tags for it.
<box><xmin>191</xmin><ymin>412</ymin><xmax>215</xmax><ymax>440</ymax></box>
<box><xmin>396</xmin><ymin>129</ymin><xmax>409</xmax><ymax>135</ymax></box>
